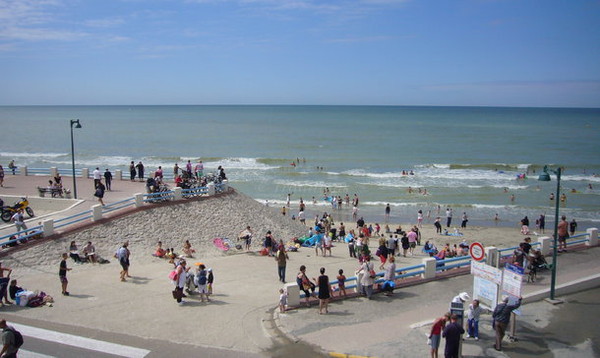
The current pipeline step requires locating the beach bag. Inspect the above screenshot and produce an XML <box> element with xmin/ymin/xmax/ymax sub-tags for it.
<box><xmin>368</xmin><ymin>264</ymin><xmax>376</xmax><ymax>279</ymax></box>
<box><xmin>172</xmin><ymin>289</ymin><xmax>182</xmax><ymax>300</ymax></box>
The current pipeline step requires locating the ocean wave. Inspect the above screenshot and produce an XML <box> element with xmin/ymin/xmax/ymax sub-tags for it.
<box><xmin>415</xmin><ymin>163</ymin><xmax>531</xmax><ymax>171</ymax></box>
<box><xmin>272</xmin><ymin>179</ymin><xmax>347</xmax><ymax>188</ymax></box>
<box><xmin>0</xmin><ymin>151</ymin><xmax>67</xmax><ymax>158</ymax></box>
<box><xmin>204</xmin><ymin>157</ymin><xmax>278</xmax><ymax>170</ymax></box>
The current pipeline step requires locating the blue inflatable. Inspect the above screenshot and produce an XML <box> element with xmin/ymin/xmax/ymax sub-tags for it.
<box><xmin>302</xmin><ymin>233</ymin><xmax>324</xmax><ymax>247</ymax></box>
<box><xmin>344</xmin><ymin>233</ymin><xmax>355</xmax><ymax>243</ymax></box>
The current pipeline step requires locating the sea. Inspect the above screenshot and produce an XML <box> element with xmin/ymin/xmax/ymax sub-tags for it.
<box><xmin>1</xmin><ymin>105</ymin><xmax>599</xmax><ymax>229</ymax></box>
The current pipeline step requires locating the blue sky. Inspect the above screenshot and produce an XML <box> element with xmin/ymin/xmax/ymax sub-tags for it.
<box><xmin>1</xmin><ymin>0</ymin><xmax>599</xmax><ymax>107</ymax></box>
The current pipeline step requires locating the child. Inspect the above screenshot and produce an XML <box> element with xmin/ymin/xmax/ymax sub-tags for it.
<box><xmin>337</xmin><ymin>269</ymin><xmax>347</xmax><ymax>297</ymax></box>
<box><xmin>279</xmin><ymin>288</ymin><xmax>287</xmax><ymax>313</ymax></box>
<box><xmin>207</xmin><ymin>268</ymin><xmax>214</xmax><ymax>295</ymax></box>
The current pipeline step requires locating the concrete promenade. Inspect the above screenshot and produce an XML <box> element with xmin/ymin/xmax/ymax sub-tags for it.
<box><xmin>0</xmin><ymin>174</ymin><xmax>599</xmax><ymax>357</ymax></box>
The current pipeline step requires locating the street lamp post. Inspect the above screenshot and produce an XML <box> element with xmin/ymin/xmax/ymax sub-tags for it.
<box><xmin>70</xmin><ymin>119</ymin><xmax>82</xmax><ymax>199</ymax></box>
<box><xmin>538</xmin><ymin>165</ymin><xmax>561</xmax><ymax>302</ymax></box>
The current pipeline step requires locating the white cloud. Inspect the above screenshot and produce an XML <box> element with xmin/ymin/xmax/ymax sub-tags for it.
<box><xmin>84</xmin><ymin>17</ymin><xmax>125</xmax><ymax>28</ymax></box>
<box><xmin>0</xmin><ymin>26</ymin><xmax>87</xmax><ymax>41</ymax></box>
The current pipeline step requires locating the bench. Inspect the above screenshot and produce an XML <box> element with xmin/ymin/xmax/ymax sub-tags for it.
<box><xmin>37</xmin><ymin>187</ymin><xmax>65</xmax><ymax>198</ymax></box>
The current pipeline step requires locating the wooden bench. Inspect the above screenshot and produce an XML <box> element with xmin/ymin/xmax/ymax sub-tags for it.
<box><xmin>37</xmin><ymin>187</ymin><xmax>65</xmax><ymax>198</ymax></box>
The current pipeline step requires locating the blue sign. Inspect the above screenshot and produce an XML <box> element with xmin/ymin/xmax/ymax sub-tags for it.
<box><xmin>505</xmin><ymin>263</ymin><xmax>525</xmax><ymax>275</ymax></box>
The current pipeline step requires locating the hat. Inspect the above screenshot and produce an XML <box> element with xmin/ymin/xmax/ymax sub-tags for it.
<box><xmin>194</xmin><ymin>262</ymin><xmax>204</xmax><ymax>266</ymax></box>
<box><xmin>459</xmin><ymin>292</ymin><xmax>470</xmax><ymax>301</ymax></box>
<box><xmin>207</xmin><ymin>268</ymin><xmax>212</xmax><ymax>272</ymax></box>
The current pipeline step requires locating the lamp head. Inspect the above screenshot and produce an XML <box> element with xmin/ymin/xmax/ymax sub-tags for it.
<box><xmin>538</xmin><ymin>172</ymin><xmax>551</xmax><ymax>182</ymax></box>
<box><xmin>71</xmin><ymin>119</ymin><xmax>82</xmax><ymax>128</ymax></box>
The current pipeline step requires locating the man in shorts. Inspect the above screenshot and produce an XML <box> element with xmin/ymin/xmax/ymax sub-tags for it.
<box><xmin>557</xmin><ymin>215</ymin><xmax>569</xmax><ymax>252</ymax></box>
<box><xmin>429</xmin><ymin>313</ymin><xmax>450</xmax><ymax>358</ymax></box>
<box><xmin>116</xmin><ymin>241</ymin><xmax>131</xmax><ymax>281</ymax></box>
<box><xmin>59</xmin><ymin>253</ymin><xmax>71</xmax><ymax>295</ymax></box>
<box><xmin>239</xmin><ymin>226</ymin><xmax>253</xmax><ymax>251</ymax></box>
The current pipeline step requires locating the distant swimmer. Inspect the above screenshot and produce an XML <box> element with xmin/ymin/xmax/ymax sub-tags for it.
<box><xmin>549</xmin><ymin>193</ymin><xmax>555</xmax><ymax>201</ymax></box>
<box><xmin>510</xmin><ymin>194</ymin><xmax>515</xmax><ymax>203</ymax></box>
<box><xmin>589</xmin><ymin>183</ymin><xmax>593</xmax><ymax>190</ymax></box>
<box><xmin>560</xmin><ymin>193</ymin><xmax>567</xmax><ymax>202</ymax></box>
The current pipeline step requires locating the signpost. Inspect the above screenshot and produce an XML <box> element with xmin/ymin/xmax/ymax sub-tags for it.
<box><xmin>471</xmin><ymin>260</ymin><xmax>502</xmax><ymax>310</ymax></box>
<box><xmin>469</xmin><ymin>242</ymin><xmax>485</xmax><ymax>261</ymax></box>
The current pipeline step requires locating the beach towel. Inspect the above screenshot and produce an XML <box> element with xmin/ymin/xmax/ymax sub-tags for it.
<box><xmin>213</xmin><ymin>238</ymin><xmax>231</xmax><ymax>251</ymax></box>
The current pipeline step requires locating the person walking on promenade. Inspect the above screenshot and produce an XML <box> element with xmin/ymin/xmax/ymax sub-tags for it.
<box><xmin>492</xmin><ymin>296</ymin><xmax>522</xmax><ymax>351</ymax></box>
<box><xmin>466</xmin><ymin>299</ymin><xmax>482</xmax><ymax>340</ymax></box>
<box><xmin>129</xmin><ymin>161</ymin><xmax>136</xmax><ymax>181</ymax></box>
<box><xmin>429</xmin><ymin>313</ymin><xmax>450</xmax><ymax>358</ymax></box>
<box><xmin>0</xmin><ymin>319</ymin><xmax>21</xmax><ymax>358</ymax></box>
<box><xmin>104</xmin><ymin>169</ymin><xmax>112</xmax><ymax>191</ymax></box>
<box><xmin>275</xmin><ymin>245</ymin><xmax>289</xmax><ymax>283</ymax></box>
<box><xmin>136</xmin><ymin>161</ymin><xmax>145</xmax><ymax>182</ymax></box>
<box><xmin>0</xmin><ymin>263</ymin><xmax>13</xmax><ymax>306</ymax></box>
<box><xmin>557</xmin><ymin>215</ymin><xmax>569</xmax><ymax>252</ymax></box>
<box><xmin>59</xmin><ymin>252</ymin><xmax>72</xmax><ymax>295</ymax></box>
<box><xmin>116</xmin><ymin>241</ymin><xmax>131</xmax><ymax>282</ymax></box>
<box><xmin>442</xmin><ymin>313</ymin><xmax>465</xmax><ymax>358</ymax></box>
<box><xmin>8</xmin><ymin>160</ymin><xmax>16</xmax><ymax>175</ymax></box>
<box><xmin>92</xmin><ymin>167</ymin><xmax>102</xmax><ymax>188</ymax></box>
<box><xmin>10</xmin><ymin>209</ymin><xmax>27</xmax><ymax>234</ymax></box>
<box><xmin>313</xmin><ymin>267</ymin><xmax>331</xmax><ymax>314</ymax></box>
<box><xmin>358</xmin><ymin>256</ymin><xmax>375</xmax><ymax>299</ymax></box>
<box><xmin>94</xmin><ymin>181</ymin><xmax>106</xmax><ymax>206</ymax></box>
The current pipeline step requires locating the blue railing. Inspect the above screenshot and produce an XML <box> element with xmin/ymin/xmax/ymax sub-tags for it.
<box><xmin>0</xmin><ymin>226</ymin><xmax>43</xmax><ymax>247</ymax></box>
<box><xmin>102</xmin><ymin>198</ymin><xmax>136</xmax><ymax>214</ymax></box>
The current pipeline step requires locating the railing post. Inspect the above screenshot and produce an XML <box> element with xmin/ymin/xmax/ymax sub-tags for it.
<box><xmin>115</xmin><ymin>170</ymin><xmax>122</xmax><ymax>181</ymax></box>
<box><xmin>173</xmin><ymin>187</ymin><xmax>183</xmax><ymax>201</ymax></box>
<box><xmin>587</xmin><ymin>228</ymin><xmax>598</xmax><ymax>247</ymax></box>
<box><xmin>284</xmin><ymin>282</ymin><xmax>300</xmax><ymax>307</ymax></box>
<box><xmin>81</xmin><ymin>168</ymin><xmax>89</xmax><ymax>179</ymax></box>
<box><xmin>422</xmin><ymin>257</ymin><xmax>437</xmax><ymax>279</ymax></box>
<box><xmin>20</xmin><ymin>166</ymin><xmax>27</xmax><ymax>176</ymax></box>
<box><xmin>539</xmin><ymin>236</ymin><xmax>552</xmax><ymax>256</ymax></box>
<box><xmin>207</xmin><ymin>182</ymin><xmax>216</xmax><ymax>196</ymax></box>
<box><xmin>355</xmin><ymin>272</ymin><xmax>363</xmax><ymax>294</ymax></box>
<box><xmin>485</xmin><ymin>246</ymin><xmax>499</xmax><ymax>267</ymax></box>
<box><xmin>92</xmin><ymin>204</ymin><xmax>103</xmax><ymax>221</ymax></box>
<box><xmin>135</xmin><ymin>193</ymin><xmax>144</xmax><ymax>207</ymax></box>
<box><xmin>42</xmin><ymin>219</ymin><xmax>54</xmax><ymax>237</ymax></box>
<box><xmin>50</xmin><ymin>167</ymin><xmax>58</xmax><ymax>178</ymax></box>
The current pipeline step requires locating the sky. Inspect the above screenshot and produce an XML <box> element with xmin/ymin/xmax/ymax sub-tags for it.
<box><xmin>0</xmin><ymin>0</ymin><xmax>599</xmax><ymax>107</ymax></box>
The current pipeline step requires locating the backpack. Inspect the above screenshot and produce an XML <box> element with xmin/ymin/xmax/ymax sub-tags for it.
<box><xmin>6</xmin><ymin>328</ymin><xmax>23</xmax><ymax>348</ymax></box>
<box><xmin>198</xmin><ymin>271</ymin><xmax>207</xmax><ymax>285</ymax></box>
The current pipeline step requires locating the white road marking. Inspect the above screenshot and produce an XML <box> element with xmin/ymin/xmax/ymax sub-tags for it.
<box><xmin>19</xmin><ymin>349</ymin><xmax>55</xmax><ymax>358</ymax></box>
<box><xmin>13</xmin><ymin>323</ymin><xmax>150</xmax><ymax>358</ymax></box>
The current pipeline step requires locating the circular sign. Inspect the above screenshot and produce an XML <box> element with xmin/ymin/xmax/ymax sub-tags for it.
<box><xmin>469</xmin><ymin>242</ymin><xmax>485</xmax><ymax>261</ymax></box>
